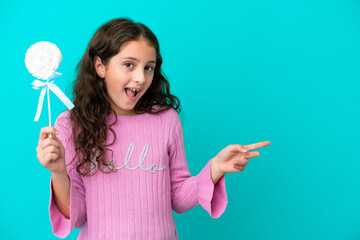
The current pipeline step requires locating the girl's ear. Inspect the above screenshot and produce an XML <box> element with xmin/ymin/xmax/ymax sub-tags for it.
<box><xmin>94</xmin><ymin>56</ymin><xmax>106</xmax><ymax>78</ymax></box>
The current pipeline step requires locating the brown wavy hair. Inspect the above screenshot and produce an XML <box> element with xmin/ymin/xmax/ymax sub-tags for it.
<box><xmin>68</xmin><ymin>17</ymin><xmax>181</xmax><ymax>177</ymax></box>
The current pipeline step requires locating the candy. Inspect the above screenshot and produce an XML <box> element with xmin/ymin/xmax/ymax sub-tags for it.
<box><xmin>25</xmin><ymin>41</ymin><xmax>62</xmax><ymax>80</ymax></box>
<box><xmin>25</xmin><ymin>41</ymin><xmax>74</xmax><ymax>123</ymax></box>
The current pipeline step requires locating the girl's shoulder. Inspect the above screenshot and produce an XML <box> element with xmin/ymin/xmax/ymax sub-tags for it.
<box><xmin>56</xmin><ymin>109</ymin><xmax>71</xmax><ymax>121</ymax></box>
<box><xmin>151</xmin><ymin>104</ymin><xmax>179</xmax><ymax>119</ymax></box>
<box><xmin>54</xmin><ymin>110</ymin><xmax>72</xmax><ymax>131</ymax></box>
<box><xmin>155</xmin><ymin>105</ymin><xmax>182</xmax><ymax>130</ymax></box>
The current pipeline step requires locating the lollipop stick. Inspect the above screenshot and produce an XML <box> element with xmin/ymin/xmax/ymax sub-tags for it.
<box><xmin>47</xmin><ymin>82</ymin><xmax>52</xmax><ymax>139</ymax></box>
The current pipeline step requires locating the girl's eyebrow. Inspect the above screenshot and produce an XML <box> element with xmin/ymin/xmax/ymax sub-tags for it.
<box><xmin>121</xmin><ymin>57</ymin><xmax>156</xmax><ymax>64</ymax></box>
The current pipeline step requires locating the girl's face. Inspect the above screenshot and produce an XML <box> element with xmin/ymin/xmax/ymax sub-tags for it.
<box><xmin>94</xmin><ymin>38</ymin><xmax>156</xmax><ymax>116</ymax></box>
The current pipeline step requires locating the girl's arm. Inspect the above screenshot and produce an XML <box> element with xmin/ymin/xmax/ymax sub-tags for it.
<box><xmin>168</xmin><ymin>113</ymin><xmax>227</xmax><ymax>218</ymax></box>
<box><xmin>36</xmin><ymin>125</ymin><xmax>71</xmax><ymax>218</ymax></box>
<box><xmin>47</xmin><ymin>111</ymin><xmax>87</xmax><ymax>238</ymax></box>
<box><xmin>51</xmin><ymin>171</ymin><xmax>70</xmax><ymax>219</ymax></box>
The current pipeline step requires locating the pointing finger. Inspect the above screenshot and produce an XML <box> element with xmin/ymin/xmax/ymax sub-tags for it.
<box><xmin>244</xmin><ymin>141</ymin><xmax>271</xmax><ymax>151</ymax></box>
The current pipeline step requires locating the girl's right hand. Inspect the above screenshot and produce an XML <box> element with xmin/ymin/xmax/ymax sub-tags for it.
<box><xmin>36</xmin><ymin>126</ymin><xmax>66</xmax><ymax>175</ymax></box>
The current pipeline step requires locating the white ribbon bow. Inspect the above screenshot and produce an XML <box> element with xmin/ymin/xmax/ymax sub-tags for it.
<box><xmin>31</xmin><ymin>72</ymin><xmax>74</xmax><ymax>122</ymax></box>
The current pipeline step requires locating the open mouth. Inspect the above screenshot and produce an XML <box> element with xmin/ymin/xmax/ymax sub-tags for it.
<box><xmin>124</xmin><ymin>88</ymin><xmax>139</xmax><ymax>98</ymax></box>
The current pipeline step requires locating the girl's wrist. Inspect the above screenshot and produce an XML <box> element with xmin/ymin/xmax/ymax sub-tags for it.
<box><xmin>51</xmin><ymin>170</ymin><xmax>68</xmax><ymax>179</ymax></box>
<box><xmin>210</xmin><ymin>157</ymin><xmax>224</xmax><ymax>185</ymax></box>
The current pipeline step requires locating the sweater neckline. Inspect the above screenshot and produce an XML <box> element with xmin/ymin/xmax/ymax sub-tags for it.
<box><xmin>107</xmin><ymin>112</ymin><xmax>149</xmax><ymax>121</ymax></box>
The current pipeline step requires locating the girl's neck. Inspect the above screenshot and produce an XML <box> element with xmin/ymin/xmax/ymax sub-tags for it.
<box><xmin>109</xmin><ymin>111</ymin><xmax>148</xmax><ymax>117</ymax></box>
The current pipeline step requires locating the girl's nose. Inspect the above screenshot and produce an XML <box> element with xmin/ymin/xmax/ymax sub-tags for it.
<box><xmin>134</xmin><ymin>69</ymin><xmax>146</xmax><ymax>84</ymax></box>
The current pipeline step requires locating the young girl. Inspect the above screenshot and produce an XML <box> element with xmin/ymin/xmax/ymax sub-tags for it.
<box><xmin>36</xmin><ymin>18</ymin><xmax>271</xmax><ymax>239</ymax></box>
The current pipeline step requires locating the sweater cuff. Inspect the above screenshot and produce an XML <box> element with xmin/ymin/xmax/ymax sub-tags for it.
<box><xmin>49</xmin><ymin>177</ymin><xmax>81</xmax><ymax>238</ymax></box>
<box><xmin>197</xmin><ymin>159</ymin><xmax>228</xmax><ymax>218</ymax></box>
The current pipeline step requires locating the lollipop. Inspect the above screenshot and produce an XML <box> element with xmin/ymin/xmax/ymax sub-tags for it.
<box><xmin>25</xmin><ymin>42</ymin><xmax>62</xmax><ymax>80</ymax></box>
<box><xmin>25</xmin><ymin>41</ymin><xmax>74</xmax><ymax>126</ymax></box>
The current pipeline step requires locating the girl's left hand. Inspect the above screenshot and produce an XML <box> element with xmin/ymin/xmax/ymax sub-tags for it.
<box><xmin>214</xmin><ymin>141</ymin><xmax>271</xmax><ymax>174</ymax></box>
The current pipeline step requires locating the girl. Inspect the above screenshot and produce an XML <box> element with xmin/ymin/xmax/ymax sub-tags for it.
<box><xmin>36</xmin><ymin>18</ymin><xmax>271</xmax><ymax>239</ymax></box>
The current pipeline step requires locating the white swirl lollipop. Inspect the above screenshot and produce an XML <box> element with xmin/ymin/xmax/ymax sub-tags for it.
<box><xmin>25</xmin><ymin>41</ymin><xmax>74</xmax><ymax>129</ymax></box>
<box><xmin>25</xmin><ymin>41</ymin><xmax>62</xmax><ymax>80</ymax></box>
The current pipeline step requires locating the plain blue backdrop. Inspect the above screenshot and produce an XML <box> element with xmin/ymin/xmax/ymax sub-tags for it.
<box><xmin>1</xmin><ymin>0</ymin><xmax>359</xmax><ymax>239</ymax></box>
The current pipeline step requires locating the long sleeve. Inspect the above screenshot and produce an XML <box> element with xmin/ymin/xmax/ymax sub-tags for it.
<box><xmin>168</xmin><ymin>113</ymin><xmax>228</xmax><ymax>218</ymax></box>
<box><xmin>49</xmin><ymin>111</ymin><xmax>87</xmax><ymax>238</ymax></box>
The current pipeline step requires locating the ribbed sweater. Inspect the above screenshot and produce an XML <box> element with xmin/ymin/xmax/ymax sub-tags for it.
<box><xmin>49</xmin><ymin>106</ymin><xmax>228</xmax><ymax>239</ymax></box>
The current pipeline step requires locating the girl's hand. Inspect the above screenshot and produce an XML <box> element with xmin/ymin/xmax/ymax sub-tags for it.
<box><xmin>213</xmin><ymin>141</ymin><xmax>271</xmax><ymax>176</ymax></box>
<box><xmin>36</xmin><ymin>126</ymin><xmax>66</xmax><ymax>175</ymax></box>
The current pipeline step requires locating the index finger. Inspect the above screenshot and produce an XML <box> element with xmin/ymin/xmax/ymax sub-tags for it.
<box><xmin>244</xmin><ymin>141</ymin><xmax>271</xmax><ymax>151</ymax></box>
<box><xmin>39</xmin><ymin>126</ymin><xmax>59</xmax><ymax>141</ymax></box>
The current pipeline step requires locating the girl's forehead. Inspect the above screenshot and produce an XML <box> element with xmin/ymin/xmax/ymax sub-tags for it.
<box><xmin>119</xmin><ymin>39</ymin><xmax>155</xmax><ymax>53</ymax></box>
<box><xmin>117</xmin><ymin>39</ymin><xmax>156</xmax><ymax>61</ymax></box>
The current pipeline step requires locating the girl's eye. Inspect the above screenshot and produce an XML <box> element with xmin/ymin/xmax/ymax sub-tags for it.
<box><xmin>146</xmin><ymin>66</ymin><xmax>155</xmax><ymax>72</ymax></box>
<box><xmin>124</xmin><ymin>62</ymin><xmax>133</xmax><ymax>68</ymax></box>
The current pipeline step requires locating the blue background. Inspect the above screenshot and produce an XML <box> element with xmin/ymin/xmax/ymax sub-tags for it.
<box><xmin>1</xmin><ymin>0</ymin><xmax>360</xmax><ymax>239</ymax></box>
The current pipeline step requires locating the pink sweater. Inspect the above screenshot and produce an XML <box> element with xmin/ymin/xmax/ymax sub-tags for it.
<box><xmin>49</xmin><ymin>106</ymin><xmax>227</xmax><ymax>239</ymax></box>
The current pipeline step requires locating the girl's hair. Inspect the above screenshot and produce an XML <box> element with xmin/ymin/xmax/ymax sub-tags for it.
<box><xmin>68</xmin><ymin>17</ymin><xmax>181</xmax><ymax>177</ymax></box>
